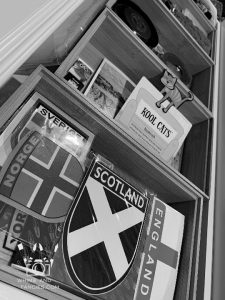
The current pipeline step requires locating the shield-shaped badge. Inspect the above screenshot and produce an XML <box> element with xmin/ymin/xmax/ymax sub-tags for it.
<box><xmin>0</xmin><ymin>131</ymin><xmax>83</xmax><ymax>223</ymax></box>
<box><xmin>0</xmin><ymin>97</ymin><xmax>90</xmax><ymax>223</ymax></box>
<box><xmin>63</xmin><ymin>159</ymin><xmax>149</xmax><ymax>294</ymax></box>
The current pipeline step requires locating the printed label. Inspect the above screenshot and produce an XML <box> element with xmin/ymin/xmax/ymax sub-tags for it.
<box><xmin>135</xmin><ymin>99</ymin><xmax>177</xmax><ymax>143</ymax></box>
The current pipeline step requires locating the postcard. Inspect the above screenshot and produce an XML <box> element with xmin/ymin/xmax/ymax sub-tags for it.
<box><xmin>84</xmin><ymin>58</ymin><xmax>135</xmax><ymax>118</ymax></box>
<box><xmin>64</xmin><ymin>58</ymin><xmax>93</xmax><ymax>91</ymax></box>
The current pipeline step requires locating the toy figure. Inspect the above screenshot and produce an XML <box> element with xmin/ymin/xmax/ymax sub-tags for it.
<box><xmin>156</xmin><ymin>70</ymin><xmax>194</xmax><ymax>113</ymax></box>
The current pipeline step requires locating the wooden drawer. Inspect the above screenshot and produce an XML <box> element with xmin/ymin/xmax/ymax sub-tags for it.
<box><xmin>55</xmin><ymin>8</ymin><xmax>213</xmax><ymax>194</ymax></box>
<box><xmin>0</xmin><ymin>66</ymin><xmax>206</xmax><ymax>300</ymax></box>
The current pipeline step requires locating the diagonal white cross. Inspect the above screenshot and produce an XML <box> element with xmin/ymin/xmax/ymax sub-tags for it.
<box><xmin>67</xmin><ymin>177</ymin><xmax>144</xmax><ymax>280</ymax></box>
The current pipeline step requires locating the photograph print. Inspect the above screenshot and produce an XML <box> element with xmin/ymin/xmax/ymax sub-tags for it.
<box><xmin>84</xmin><ymin>58</ymin><xmax>135</xmax><ymax>119</ymax></box>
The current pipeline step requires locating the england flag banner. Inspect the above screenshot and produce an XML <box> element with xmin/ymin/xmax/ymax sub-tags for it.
<box><xmin>62</xmin><ymin>159</ymin><xmax>151</xmax><ymax>295</ymax></box>
<box><xmin>134</xmin><ymin>197</ymin><xmax>184</xmax><ymax>300</ymax></box>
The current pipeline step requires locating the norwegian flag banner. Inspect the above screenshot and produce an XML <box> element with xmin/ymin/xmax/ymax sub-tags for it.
<box><xmin>0</xmin><ymin>93</ymin><xmax>94</xmax><ymax>224</ymax></box>
<box><xmin>62</xmin><ymin>159</ymin><xmax>151</xmax><ymax>295</ymax></box>
<box><xmin>0</xmin><ymin>130</ymin><xmax>83</xmax><ymax>220</ymax></box>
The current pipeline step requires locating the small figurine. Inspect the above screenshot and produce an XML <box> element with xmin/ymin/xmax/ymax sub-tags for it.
<box><xmin>156</xmin><ymin>70</ymin><xmax>194</xmax><ymax>113</ymax></box>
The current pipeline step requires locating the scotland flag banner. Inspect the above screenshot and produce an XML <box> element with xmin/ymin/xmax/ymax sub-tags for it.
<box><xmin>62</xmin><ymin>159</ymin><xmax>150</xmax><ymax>295</ymax></box>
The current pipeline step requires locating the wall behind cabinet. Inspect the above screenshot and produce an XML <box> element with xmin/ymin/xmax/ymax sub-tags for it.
<box><xmin>0</xmin><ymin>0</ymin><xmax>47</xmax><ymax>40</ymax></box>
